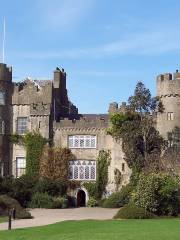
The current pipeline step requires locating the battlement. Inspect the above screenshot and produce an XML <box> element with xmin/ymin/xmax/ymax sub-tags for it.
<box><xmin>108</xmin><ymin>101</ymin><xmax>128</xmax><ymax>114</ymax></box>
<box><xmin>157</xmin><ymin>70</ymin><xmax>180</xmax><ymax>97</ymax></box>
<box><xmin>0</xmin><ymin>63</ymin><xmax>12</xmax><ymax>82</ymax></box>
<box><xmin>54</xmin><ymin>116</ymin><xmax>108</xmax><ymax>130</ymax></box>
<box><xmin>12</xmin><ymin>78</ymin><xmax>52</xmax><ymax>105</ymax></box>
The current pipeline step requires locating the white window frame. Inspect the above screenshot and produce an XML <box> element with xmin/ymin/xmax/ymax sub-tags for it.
<box><xmin>16</xmin><ymin>157</ymin><xmax>26</xmax><ymax>177</ymax></box>
<box><xmin>0</xmin><ymin>91</ymin><xmax>5</xmax><ymax>105</ymax></box>
<box><xmin>69</xmin><ymin>160</ymin><xmax>96</xmax><ymax>181</ymax></box>
<box><xmin>167</xmin><ymin>112</ymin><xmax>174</xmax><ymax>121</ymax></box>
<box><xmin>68</xmin><ymin>135</ymin><xmax>97</xmax><ymax>149</ymax></box>
<box><xmin>17</xmin><ymin>117</ymin><xmax>28</xmax><ymax>135</ymax></box>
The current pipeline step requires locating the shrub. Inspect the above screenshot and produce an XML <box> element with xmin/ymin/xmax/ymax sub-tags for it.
<box><xmin>11</xmin><ymin>175</ymin><xmax>38</xmax><ymax>207</ymax></box>
<box><xmin>29</xmin><ymin>192</ymin><xmax>54</xmax><ymax>208</ymax></box>
<box><xmin>102</xmin><ymin>184</ymin><xmax>133</xmax><ymax>208</ymax></box>
<box><xmin>87</xmin><ymin>197</ymin><xmax>98</xmax><ymax>207</ymax></box>
<box><xmin>52</xmin><ymin>197</ymin><xmax>68</xmax><ymax>209</ymax></box>
<box><xmin>132</xmin><ymin>173</ymin><xmax>180</xmax><ymax>216</ymax></box>
<box><xmin>114</xmin><ymin>203</ymin><xmax>156</xmax><ymax>219</ymax></box>
<box><xmin>35</xmin><ymin>178</ymin><xmax>67</xmax><ymax>197</ymax></box>
<box><xmin>0</xmin><ymin>177</ymin><xmax>14</xmax><ymax>196</ymax></box>
<box><xmin>0</xmin><ymin>195</ymin><xmax>32</xmax><ymax>219</ymax></box>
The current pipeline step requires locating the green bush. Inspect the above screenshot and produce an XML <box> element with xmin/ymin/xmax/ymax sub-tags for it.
<box><xmin>102</xmin><ymin>184</ymin><xmax>133</xmax><ymax>208</ymax></box>
<box><xmin>0</xmin><ymin>195</ymin><xmax>32</xmax><ymax>219</ymax></box>
<box><xmin>29</xmin><ymin>193</ymin><xmax>68</xmax><ymax>209</ymax></box>
<box><xmin>29</xmin><ymin>192</ymin><xmax>54</xmax><ymax>208</ymax></box>
<box><xmin>87</xmin><ymin>197</ymin><xmax>98</xmax><ymax>207</ymax></box>
<box><xmin>35</xmin><ymin>178</ymin><xmax>67</xmax><ymax>197</ymax></box>
<box><xmin>52</xmin><ymin>197</ymin><xmax>68</xmax><ymax>209</ymax></box>
<box><xmin>114</xmin><ymin>203</ymin><xmax>156</xmax><ymax>219</ymax></box>
<box><xmin>132</xmin><ymin>173</ymin><xmax>180</xmax><ymax>216</ymax></box>
<box><xmin>0</xmin><ymin>177</ymin><xmax>14</xmax><ymax>196</ymax></box>
<box><xmin>11</xmin><ymin>175</ymin><xmax>38</xmax><ymax>208</ymax></box>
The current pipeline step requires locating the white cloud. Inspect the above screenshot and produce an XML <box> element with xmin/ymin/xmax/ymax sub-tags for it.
<box><xmin>37</xmin><ymin>0</ymin><xmax>94</xmax><ymax>30</ymax></box>
<box><xmin>15</xmin><ymin>25</ymin><xmax>180</xmax><ymax>59</ymax></box>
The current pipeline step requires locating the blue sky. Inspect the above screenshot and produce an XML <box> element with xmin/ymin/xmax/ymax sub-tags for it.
<box><xmin>1</xmin><ymin>0</ymin><xmax>180</xmax><ymax>113</ymax></box>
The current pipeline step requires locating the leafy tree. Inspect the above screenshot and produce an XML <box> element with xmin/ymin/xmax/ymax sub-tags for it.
<box><xmin>39</xmin><ymin>147</ymin><xmax>74</xmax><ymax>181</ymax></box>
<box><xmin>128</xmin><ymin>81</ymin><xmax>156</xmax><ymax>113</ymax></box>
<box><xmin>161</xmin><ymin>127</ymin><xmax>180</xmax><ymax>174</ymax></box>
<box><xmin>108</xmin><ymin>81</ymin><xmax>165</xmax><ymax>172</ymax></box>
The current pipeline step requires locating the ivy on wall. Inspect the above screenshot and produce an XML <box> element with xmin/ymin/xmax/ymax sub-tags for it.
<box><xmin>84</xmin><ymin>150</ymin><xmax>111</xmax><ymax>200</ymax></box>
<box><xmin>114</xmin><ymin>168</ymin><xmax>122</xmax><ymax>191</ymax></box>
<box><xmin>10</xmin><ymin>132</ymin><xmax>47</xmax><ymax>178</ymax></box>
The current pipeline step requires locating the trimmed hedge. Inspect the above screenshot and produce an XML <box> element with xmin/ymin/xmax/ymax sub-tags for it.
<box><xmin>114</xmin><ymin>203</ymin><xmax>156</xmax><ymax>219</ymax></box>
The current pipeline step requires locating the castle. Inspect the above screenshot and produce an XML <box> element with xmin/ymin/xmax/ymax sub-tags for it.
<box><xmin>0</xmin><ymin>62</ymin><xmax>178</xmax><ymax>206</ymax></box>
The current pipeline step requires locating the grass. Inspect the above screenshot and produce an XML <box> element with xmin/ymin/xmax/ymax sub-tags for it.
<box><xmin>0</xmin><ymin>219</ymin><xmax>180</xmax><ymax>240</ymax></box>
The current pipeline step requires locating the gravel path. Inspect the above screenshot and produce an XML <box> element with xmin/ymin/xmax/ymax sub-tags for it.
<box><xmin>0</xmin><ymin>208</ymin><xmax>119</xmax><ymax>230</ymax></box>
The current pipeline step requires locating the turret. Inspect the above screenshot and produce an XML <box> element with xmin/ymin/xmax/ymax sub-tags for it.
<box><xmin>0</xmin><ymin>63</ymin><xmax>12</xmax><ymax>176</ymax></box>
<box><xmin>156</xmin><ymin>70</ymin><xmax>180</xmax><ymax>139</ymax></box>
<box><xmin>108</xmin><ymin>102</ymin><xmax>118</xmax><ymax>114</ymax></box>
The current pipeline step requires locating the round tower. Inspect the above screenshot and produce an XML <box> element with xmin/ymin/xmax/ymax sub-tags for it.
<box><xmin>156</xmin><ymin>70</ymin><xmax>180</xmax><ymax>139</ymax></box>
<box><xmin>0</xmin><ymin>63</ymin><xmax>12</xmax><ymax>176</ymax></box>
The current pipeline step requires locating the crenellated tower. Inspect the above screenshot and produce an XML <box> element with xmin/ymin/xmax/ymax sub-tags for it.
<box><xmin>156</xmin><ymin>70</ymin><xmax>180</xmax><ymax>139</ymax></box>
<box><xmin>0</xmin><ymin>63</ymin><xmax>12</xmax><ymax>176</ymax></box>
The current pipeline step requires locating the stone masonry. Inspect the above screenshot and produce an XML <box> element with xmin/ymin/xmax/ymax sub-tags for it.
<box><xmin>0</xmin><ymin>62</ymin><xmax>179</xmax><ymax>204</ymax></box>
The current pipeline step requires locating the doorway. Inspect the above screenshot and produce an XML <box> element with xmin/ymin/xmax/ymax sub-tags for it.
<box><xmin>77</xmin><ymin>189</ymin><xmax>86</xmax><ymax>207</ymax></box>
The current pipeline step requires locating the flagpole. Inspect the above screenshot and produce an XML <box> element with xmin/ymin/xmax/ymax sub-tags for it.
<box><xmin>2</xmin><ymin>18</ymin><xmax>5</xmax><ymax>63</ymax></box>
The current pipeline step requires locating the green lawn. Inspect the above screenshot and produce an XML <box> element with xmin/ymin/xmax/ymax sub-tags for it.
<box><xmin>0</xmin><ymin>219</ymin><xmax>180</xmax><ymax>240</ymax></box>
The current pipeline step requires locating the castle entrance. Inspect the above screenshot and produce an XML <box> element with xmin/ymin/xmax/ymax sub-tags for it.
<box><xmin>77</xmin><ymin>189</ymin><xmax>86</xmax><ymax>207</ymax></box>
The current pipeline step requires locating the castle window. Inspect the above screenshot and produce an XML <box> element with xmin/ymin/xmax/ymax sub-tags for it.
<box><xmin>167</xmin><ymin>112</ymin><xmax>174</xmax><ymax>121</ymax></box>
<box><xmin>69</xmin><ymin>160</ymin><xmax>96</xmax><ymax>180</ymax></box>
<box><xmin>16</xmin><ymin>157</ymin><xmax>26</xmax><ymax>177</ymax></box>
<box><xmin>0</xmin><ymin>91</ymin><xmax>5</xmax><ymax>105</ymax></box>
<box><xmin>0</xmin><ymin>120</ymin><xmax>5</xmax><ymax>134</ymax></box>
<box><xmin>122</xmin><ymin>163</ymin><xmax>125</xmax><ymax>172</ymax></box>
<box><xmin>68</xmin><ymin>135</ymin><xmax>97</xmax><ymax>149</ymax></box>
<box><xmin>17</xmin><ymin>117</ymin><xmax>28</xmax><ymax>134</ymax></box>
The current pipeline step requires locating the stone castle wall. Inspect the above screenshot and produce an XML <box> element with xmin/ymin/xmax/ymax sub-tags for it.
<box><xmin>54</xmin><ymin>120</ymin><xmax>131</xmax><ymax>193</ymax></box>
<box><xmin>156</xmin><ymin>71</ymin><xmax>180</xmax><ymax>138</ymax></box>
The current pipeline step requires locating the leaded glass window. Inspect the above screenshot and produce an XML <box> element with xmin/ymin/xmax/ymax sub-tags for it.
<box><xmin>68</xmin><ymin>135</ymin><xmax>97</xmax><ymax>149</ymax></box>
<box><xmin>69</xmin><ymin>160</ymin><xmax>96</xmax><ymax>180</ymax></box>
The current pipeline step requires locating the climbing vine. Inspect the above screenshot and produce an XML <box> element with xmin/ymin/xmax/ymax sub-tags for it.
<box><xmin>10</xmin><ymin>131</ymin><xmax>47</xmax><ymax>178</ymax></box>
<box><xmin>84</xmin><ymin>150</ymin><xmax>111</xmax><ymax>199</ymax></box>
<box><xmin>114</xmin><ymin>168</ymin><xmax>122</xmax><ymax>191</ymax></box>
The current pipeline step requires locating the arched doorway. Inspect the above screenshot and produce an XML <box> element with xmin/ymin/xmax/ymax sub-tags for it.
<box><xmin>77</xmin><ymin>189</ymin><xmax>86</xmax><ymax>207</ymax></box>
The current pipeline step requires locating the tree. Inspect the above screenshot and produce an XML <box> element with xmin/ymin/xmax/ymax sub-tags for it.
<box><xmin>128</xmin><ymin>81</ymin><xmax>156</xmax><ymax>113</ymax></box>
<box><xmin>161</xmin><ymin>127</ymin><xmax>180</xmax><ymax>174</ymax></box>
<box><xmin>39</xmin><ymin>147</ymin><xmax>75</xmax><ymax>181</ymax></box>
<box><xmin>108</xmin><ymin>81</ymin><xmax>165</xmax><ymax>173</ymax></box>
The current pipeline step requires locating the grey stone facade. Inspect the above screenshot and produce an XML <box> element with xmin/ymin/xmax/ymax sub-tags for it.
<box><xmin>156</xmin><ymin>70</ymin><xmax>180</xmax><ymax>139</ymax></box>
<box><xmin>1</xmin><ymin>62</ymin><xmax>179</xmax><ymax>202</ymax></box>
